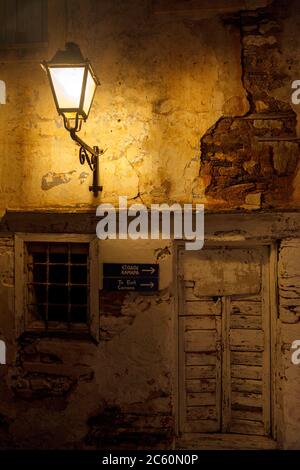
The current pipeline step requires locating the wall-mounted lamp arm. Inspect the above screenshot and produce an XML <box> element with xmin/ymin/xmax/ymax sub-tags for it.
<box><xmin>69</xmin><ymin>129</ymin><xmax>98</xmax><ymax>160</ymax></box>
<box><xmin>68</xmin><ymin>129</ymin><xmax>103</xmax><ymax>197</ymax></box>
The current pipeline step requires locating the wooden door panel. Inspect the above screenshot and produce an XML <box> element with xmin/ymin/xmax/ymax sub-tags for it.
<box><xmin>179</xmin><ymin>246</ymin><xmax>272</xmax><ymax>437</ymax></box>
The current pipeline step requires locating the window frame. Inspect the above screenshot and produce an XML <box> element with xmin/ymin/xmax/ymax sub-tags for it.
<box><xmin>0</xmin><ymin>0</ymin><xmax>48</xmax><ymax>48</ymax></box>
<box><xmin>15</xmin><ymin>233</ymin><xmax>99</xmax><ymax>341</ymax></box>
<box><xmin>0</xmin><ymin>0</ymin><xmax>66</xmax><ymax>59</ymax></box>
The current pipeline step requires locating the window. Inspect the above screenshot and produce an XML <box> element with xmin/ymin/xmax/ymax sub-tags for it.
<box><xmin>27</xmin><ymin>242</ymin><xmax>89</xmax><ymax>328</ymax></box>
<box><xmin>15</xmin><ymin>234</ymin><xmax>99</xmax><ymax>340</ymax></box>
<box><xmin>0</xmin><ymin>0</ymin><xmax>48</xmax><ymax>47</ymax></box>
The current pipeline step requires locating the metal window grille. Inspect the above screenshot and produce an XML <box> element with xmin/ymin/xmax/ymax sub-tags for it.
<box><xmin>26</xmin><ymin>242</ymin><xmax>89</xmax><ymax>330</ymax></box>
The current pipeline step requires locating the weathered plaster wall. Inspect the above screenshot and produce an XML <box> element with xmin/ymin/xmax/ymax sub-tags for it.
<box><xmin>1</xmin><ymin>0</ymin><xmax>300</xmax><ymax>451</ymax></box>
<box><xmin>2</xmin><ymin>0</ymin><xmax>300</xmax><ymax>210</ymax></box>
<box><xmin>0</xmin><ymin>216</ymin><xmax>300</xmax><ymax>448</ymax></box>
<box><xmin>0</xmin><ymin>237</ymin><xmax>174</xmax><ymax>449</ymax></box>
<box><xmin>200</xmin><ymin>2</ymin><xmax>300</xmax><ymax>209</ymax></box>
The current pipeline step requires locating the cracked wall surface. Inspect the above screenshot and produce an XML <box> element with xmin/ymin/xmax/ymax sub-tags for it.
<box><xmin>0</xmin><ymin>237</ymin><xmax>174</xmax><ymax>449</ymax></box>
<box><xmin>0</xmin><ymin>0</ymin><xmax>290</xmax><ymax>210</ymax></box>
<box><xmin>1</xmin><ymin>0</ymin><xmax>300</xmax><ymax>452</ymax></box>
<box><xmin>1</xmin><ymin>0</ymin><xmax>300</xmax><ymax>210</ymax></box>
<box><xmin>0</xmin><ymin>219</ymin><xmax>300</xmax><ymax>448</ymax></box>
<box><xmin>199</xmin><ymin>1</ymin><xmax>300</xmax><ymax>209</ymax></box>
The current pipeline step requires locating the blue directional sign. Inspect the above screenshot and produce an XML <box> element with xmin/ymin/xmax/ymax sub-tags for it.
<box><xmin>103</xmin><ymin>263</ymin><xmax>159</xmax><ymax>292</ymax></box>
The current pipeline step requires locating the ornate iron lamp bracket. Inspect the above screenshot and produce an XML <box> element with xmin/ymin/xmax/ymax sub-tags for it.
<box><xmin>63</xmin><ymin>116</ymin><xmax>103</xmax><ymax>196</ymax></box>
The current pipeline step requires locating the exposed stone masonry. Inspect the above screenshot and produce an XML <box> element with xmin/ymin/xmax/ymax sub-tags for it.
<box><xmin>200</xmin><ymin>2</ymin><xmax>300</xmax><ymax>208</ymax></box>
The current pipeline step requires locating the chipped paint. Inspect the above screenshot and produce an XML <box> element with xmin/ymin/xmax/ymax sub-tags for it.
<box><xmin>41</xmin><ymin>171</ymin><xmax>76</xmax><ymax>191</ymax></box>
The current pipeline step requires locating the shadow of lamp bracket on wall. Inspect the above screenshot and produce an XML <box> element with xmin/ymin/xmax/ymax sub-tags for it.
<box><xmin>41</xmin><ymin>42</ymin><xmax>103</xmax><ymax>196</ymax></box>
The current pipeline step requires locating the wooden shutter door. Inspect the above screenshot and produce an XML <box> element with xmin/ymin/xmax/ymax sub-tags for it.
<box><xmin>178</xmin><ymin>246</ymin><xmax>271</xmax><ymax>437</ymax></box>
<box><xmin>179</xmin><ymin>295</ymin><xmax>222</xmax><ymax>432</ymax></box>
<box><xmin>223</xmin><ymin>248</ymin><xmax>271</xmax><ymax>435</ymax></box>
<box><xmin>179</xmin><ymin>248</ymin><xmax>223</xmax><ymax>433</ymax></box>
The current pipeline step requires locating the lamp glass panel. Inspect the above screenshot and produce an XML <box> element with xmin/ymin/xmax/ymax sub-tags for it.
<box><xmin>83</xmin><ymin>69</ymin><xmax>97</xmax><ymax>116</ymax></box>
<box><xmin>49</xmin><ymin>67</ymin><xmax>85</xmax><ymax>109</ymax></box>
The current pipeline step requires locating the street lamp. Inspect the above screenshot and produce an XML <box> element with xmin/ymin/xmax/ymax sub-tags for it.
<box><xmin>41</xmin><ymin>42</ymin><xmax>103</xmax><ymax>196</ymax></box>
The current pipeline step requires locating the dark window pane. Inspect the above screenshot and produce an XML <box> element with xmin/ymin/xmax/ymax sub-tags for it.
<box><xmin>28</xmin><ymin>303</ymin><xmax>46</xmax><ymax>322</ymax></box>
<box><xmin>49</xmin><ymin>252</ymin><xmax>68</xmax><ymax>264</ymax></box>
<box><xmin>71</xmin><ymin>265</ymin><xmax>87</xmax><ymax>284</ymax></box>
<box><xmin>70</xmin><ymin>253</ymin><xmax>88</xmax><ymax>264</ymax></box>
<box><xmin>70</xmin><ymin>286</ymin><xmax>87</xmax><ymax>304</ymax></box>
<box><xmin>26</xmin><ymin>241</ymin><xmax>90</xmax><ymax>329</ymax></box>
<box><xmin>48</xmin><ymin>304</ymin><xmax>68</xmax><ymax>322</ymax></box>
<box><xmin>28</xmin><ymin>284</ymin><xmax>47</xmax><ymax>304</ymax></box>
<box><xmin>32</xmin><ymin>252</ymin><xmax>46</xmax><ymax>263</ymax></box>
<box><xmin>48</xmin><ymin>285</ymin><xmax>68</xmax><ymax>304</ymax></box>
<box><xmin>33</xmin><ymin>264</ymin><xmax>47</xmax><ymax>282</ymax></box>
<box><xmin>49</xmin><ymin>264</ymin><xmax>68</xmax><ymax>284</ymax></box>
<box><xmin>36</xmin><ymin>303</ymin><xmax>46</xmax><ymax>321</ymax></box>
<box><xmin>71</xmin><ymin>305</ymin><xmax>87</xmax><ymax>323</ymax></box>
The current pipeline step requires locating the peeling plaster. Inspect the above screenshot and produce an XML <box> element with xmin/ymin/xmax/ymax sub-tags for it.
<box><xmin>79</xmin><ymin>172</ymin><xmax>89</xmax><ymax>184</ymax></box>
<box><xmin>41</xmin><ymin>171</ymin><xmax>77</xmax><ymax>191</ymax></box>
<box><xmin>198</xmin><ymin>2</ymin><xmax>300</xmax><ymax>209</ymax></box>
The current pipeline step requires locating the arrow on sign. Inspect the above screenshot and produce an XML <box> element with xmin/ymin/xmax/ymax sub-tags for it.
<box><xmin>142</xmin><ymin>267</ymin><xmax>155</xmax><ymax>275</ymax></box>
<box><xmin>140</xmin><ymin>282</ymin><xmax>154</xmax><ymax>288</ymax></box>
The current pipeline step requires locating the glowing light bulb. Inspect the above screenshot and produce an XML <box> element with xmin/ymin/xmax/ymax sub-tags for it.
<box><xmin>49</xmin><ymin>67</ymin><xmax>85</xmax><ymax>109</ymax></box>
